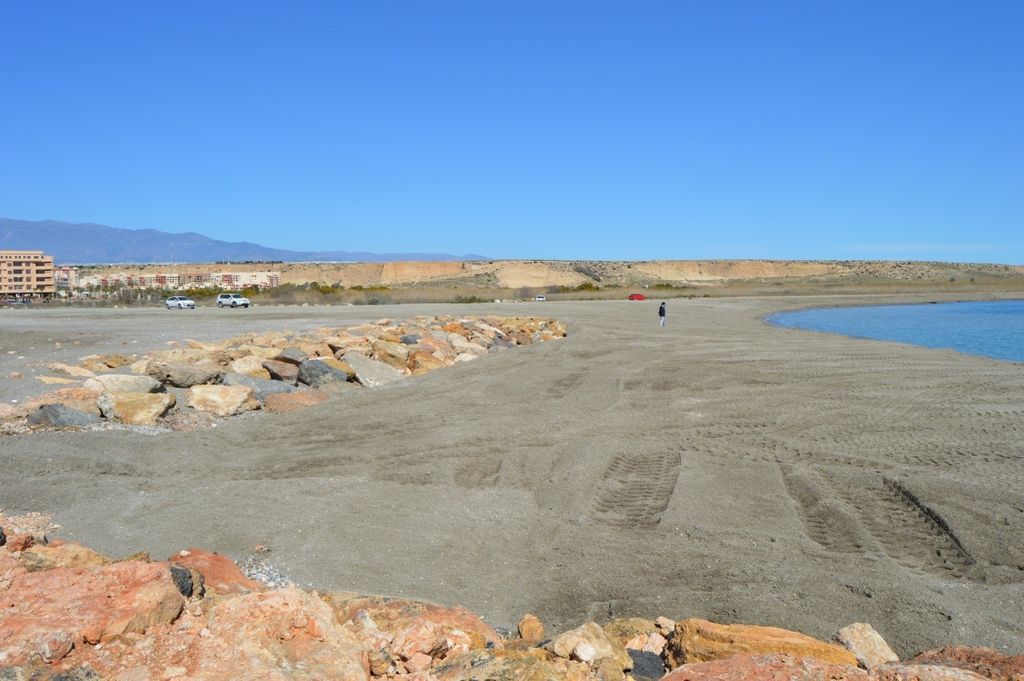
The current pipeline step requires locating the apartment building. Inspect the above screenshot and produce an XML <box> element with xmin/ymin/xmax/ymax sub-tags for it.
<box><xmin>0</xmin><ymin>250</ymin><xmax>56</xmax><ymax>297</ymax></box>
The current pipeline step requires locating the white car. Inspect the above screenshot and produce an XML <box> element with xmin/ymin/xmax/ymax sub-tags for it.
<box><xmin>165</xmin><ymin>296</ymin><xmax>196</xmax><ymax>309</ymax></box>
<box><xmin>216</xmin><ymin>292</ymin><xmax>251</xmax><ymax>308</ymax></box>
<box><xmin>535</xmin><ymin>295</ymin><xmax>546</xmax><ymax>302</ymax></box>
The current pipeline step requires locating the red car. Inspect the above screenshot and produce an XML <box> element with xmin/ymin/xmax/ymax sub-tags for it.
<box><xmin>628</xmin><ymin>293</ymin><xmax>646</xmax><ymax>301</ymax></box>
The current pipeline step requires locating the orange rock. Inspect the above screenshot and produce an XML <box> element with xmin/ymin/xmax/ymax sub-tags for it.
<box><xmin>264</xmin><ymin>390</ymin><xmax>330</xmax><ymax>413</ymax></box>
<box><xmin>21</xmin><ymin>387</ymin><xmax>102</xmax><ymax>417</ymax></box>
<box><xmin>909</xmin><ymin>647</ymin><xmax>1024</xmax><ymax>681</ymax></box>
<box><xmin>441</xmin><ymin>322</ymin><xmax>469</xmax><ymax>337</ymax></box>
<box><xmin>405</xmin><ymin>651</ymin><xmax>434</xmax><ymax>672</ymax></box>
<box><xmin>518</xmin><ymin>613</ymin><xmax>545</xmax><ymax>643</ymax></box>
<box><xmin>408</xmin><ymin>350</ymin><xmax>447</xmax><ymax>375</ymax></box>
<box><xmin>662</xmin><ymin>653</ymin><xmax>870</xmax><ymax>681</ymax></box>
<box><xmin>0</xmin><ymin>549</ymin><xmax>27</xmax><ymax>590</ymax></box>
<box><xmin>666</xmin><ymin>619</ymin><xmax>859</xmax><ymax>669</ymax></box>
<box><xmin>370</xmin><ymin>339</ymin><xmax>410</xmax><ymax>371</ymax></box>
<box><xmin>0</xmin><ymin>560</ymin><xmax>185</xmax><ymax>665</ymax></box>
<box><xmin>873</xmin><ymin>665</ymin><xmax>991</xmax><ymax>681</ymax></box>
<box><xmin>326</xmin><ymin>594</ymin><xmax>502</xmax><ymax>665</ymax></box>
<box><xmin>433</xmin><ymin>647</ymin><xmax>595</xmax><ymax>681</ymax></box>
<box><xmin>168</xmin><ymin>548</ymin><xmax>265</xmax><ymax>595</ymax></box>
<box><xmin>64</xmin><ymin>587</ymin><xmax>369</xmax><ymax>681</ymax></box>
<box><xmin>320</xmin><ymin>357</ymin><xmax>357</xmax><ymax>377</ymax></box>
<box><xmin>19</xmin><ymin>542</ymin><xmax>111</xmax><ymax>572</ymax></box>
<box><xmin>4</xmin><ymin>533</ymin><xmax>35</xmax><ymax>552</ymax></box>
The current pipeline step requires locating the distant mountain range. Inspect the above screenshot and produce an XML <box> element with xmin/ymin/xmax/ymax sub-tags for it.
<box><xmin>0</xmin><ymin>218</ymin><xmax>487</xmax><ymax>264</ymax></box>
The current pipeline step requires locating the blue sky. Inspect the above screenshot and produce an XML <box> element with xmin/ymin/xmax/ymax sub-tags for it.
<box><xmin>1</xmin><ymin>2</ymin><xmax>1021</xmax><ymax>262</ymax></box>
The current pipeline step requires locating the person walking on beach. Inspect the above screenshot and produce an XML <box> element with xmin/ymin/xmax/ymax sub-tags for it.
<box><xmin>658</xmin><ymin>301</ymin><xmax>666</xmax><ymax>328</ymax></box>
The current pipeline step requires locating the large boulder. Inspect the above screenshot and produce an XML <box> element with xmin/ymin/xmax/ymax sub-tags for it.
<box><xmin>836</xmin><ymin>623</ymin><xmax>899</xmax><ymax>671</ymax></box>
<box><xmin>274</xmin><ymin>347</ymin><xmax>308</xmax><ymax>366</ymax></box>
<box><xmin>909</xmin><ymin>646</ymin><xmax>1024</xmax><ymax>681</ymax></box>
<box><xmin>63</xmin><ymin>587</ymin><xmax>368</xmax><ymax>681</ymax></box>
<box><xmin>222</xmin><ymin>372</ymin><xmax>297</xmax><ymax>401</ymax></box>
<box><xmin>83</xmin><ymin>374</ymin><xmax>164</xmax><ymax>394</ymax></box>
<box><xmin>0</xmin><ymin>560</ymin><xmax>185</xmax><ymax>665</ymax></box>
<box><xmin>19</xmin><ymin>542</ymin><xmax>112</xmax><ymax>572</ymax></box>
<box><xmin>370</xmin><ymin>340</ymin><xmax>409</xmax><ymax>371</ymax></box>
<box><xmin>97</xmin><ymin>392</ymin><xmax>176</xmax><ymax>425</ymax></box>
<box><xmin>661</xmin><ymin>653</ymin><xmax>870</xmax><ymax>681</ymax></box>
<box><xmin>325</xmin><ymin>594</ymin><xmax>502</xmax><ymax>671</ymax></box>
<box><xmin>168</xmin><ymin>548</ymin><xmax>265</xmax><ymax>595</ymax></box>
<box><xmin>22</xmin><ymin>388</ymin><xmax>102</xmax><ymax>417</ymax></box>
<box><xmin>146</xmin><ymin>359</ymin><xmax>222</xmax><ymax>388</ymax></box>
<box><xmin>228</xmin><ymin>355</ymin><xmax>272</xmax><ymax>379</ymax></box>
<box><xmin>342</xmin><ymin>352</ymin><xmax>406</xmax><ymax>388</ymax></box>
<box><xmin>547</xmin><ymin>621</ymin><xmax>633</xmax><ymax>671</ymax></box>
<box><xmin>262</xmin><ymin>359</ymin><xmax>299</xmax><ymax>384</ymax></box>
<box><xmin>407</xmin><ymin>350</ymin><xmax>447</xmax><ymax>375</ymax></box>
<box><xmin>297</xmin><ymin>358</ymin><xmax>355</xmax><ymax>388</ymax></box>
<box><xmin>186</xmin><ymin>385</ymin><xmax>258</xmax><ymax>417</ymax></box>
<box><xmin>26</xmin><ymin>404</ymin><xmax>101</xmax><ymax>428</ymax></box>
<box><xmin>666</xmin><ymin>619</ymin><xmax>859</xmax><ymax>669</ymax></box>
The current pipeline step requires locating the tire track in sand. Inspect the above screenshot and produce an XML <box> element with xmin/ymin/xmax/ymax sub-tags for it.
<box><xmin>590</xmin><ymin>447</ymin><xmax>682</xmax><ymax>528</ymax></box>
<box><xmin>824</xmin><ymin>472</ymin><xmax>977</xmax><ymax>579</ymax></box>
<box><xmin>779</xmin><ymin>465</ymin><xmax>868</xmax><ymax>554</ymax></box>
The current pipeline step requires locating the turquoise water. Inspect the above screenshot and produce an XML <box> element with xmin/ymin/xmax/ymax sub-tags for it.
<box><xmin>768</xmin><ymin>300</ymin><xmax>1024</xmax><ymax>363</ymax></box>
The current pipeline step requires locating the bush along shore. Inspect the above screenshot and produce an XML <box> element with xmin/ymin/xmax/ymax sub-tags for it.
<box><xmin>1</xmin><ymin>513</ymin><xmax>1022</xmax><ymax>680</ymax></box>
<box><xmin>0</xmin><ymin>315</ymin><xmax>568</xmax><ymax>434</ymax></box>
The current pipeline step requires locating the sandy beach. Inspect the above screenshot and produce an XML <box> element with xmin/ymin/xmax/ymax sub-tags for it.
<box><xmin>2</xmin><ymin>295</ymin><xmax>1022</xmax><ymax>658</ymax></box>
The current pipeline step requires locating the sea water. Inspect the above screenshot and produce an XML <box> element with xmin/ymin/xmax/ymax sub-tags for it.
<box><xmin>768</xmin><ymin>300</ymin><xmax>1024</xmax><ymax>363</ymax></box>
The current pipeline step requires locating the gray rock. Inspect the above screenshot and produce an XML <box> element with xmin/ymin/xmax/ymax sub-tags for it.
<box><xmin>84</xmin><ymin>374</ymin><xmax>164</xmax><ymax>394</ymax></box>
<box><xmin>222</xmin><ymin>372</ymin><xmax>297</xmax><ymax>401</ymax></box>
<box><xmin>399</xmin><ymin>334</ymin><xmax>421</xmax><ymax>345</ymax></box>
<box><xmin>627</xmin><ymin>650</ymin><xmax>665</xmax><ymax>681</ymax></box>
<box><xmin>297</xmin><ymin>359</ymin><xmax>351</xmax><ymax>388</ymax></box>
<box><xmin>342</xmin><ymin>352</ymin><xmax>406</xmax><ymax>388</ymax></box>
<box><xmin>146</xmin><ymin>360</ymin><xmax>222</xmax><ymax>388</ymax></box>
<box><xmin>274</xmin><ymin>347</ymin><xmax>308</xmax><ymax>366</ymax></box>
<box><xmin>26</xmin><ymin>404</ymin><xmax>102</xmax><ymax>428</ymax></box>
<box><xmin>489</xmin><ymin>338</ymin><xmax>517</xmax><ymax>351</ymax></box>
<box><xmin>168</xmin><ymin>565</ymin><xmax>193</xmax><ymax>598</ymax></box>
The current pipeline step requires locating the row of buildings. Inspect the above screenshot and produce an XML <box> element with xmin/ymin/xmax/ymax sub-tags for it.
<box><xmin>1</xmin><ymin>250</ymin><xmax>281</xmax><ymax>298</ymax></box>
<box><xmin>65</xmin><ymin>269</ymin><xmax>281</xmax><ymax>291</ymax></box>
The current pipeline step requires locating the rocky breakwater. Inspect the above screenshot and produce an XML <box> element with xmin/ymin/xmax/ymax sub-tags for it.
<box><xmin>2</xmin><ymin>518</ymin><xmax>1022</xmax><ymax>680</ymax></box>
<box><xmin>0</xmin><ymin>316</ymin><xmax>567</xmax><ymax>434</ymax></box>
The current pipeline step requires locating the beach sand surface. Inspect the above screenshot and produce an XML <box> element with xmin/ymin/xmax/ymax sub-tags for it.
<box><xmin>1</xmin><ymin>295</ymin><xmax>1022</xmax><ymax>656</ymax></box>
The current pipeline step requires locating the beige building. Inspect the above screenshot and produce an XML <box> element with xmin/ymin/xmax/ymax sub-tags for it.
<box><xmin>0</xmin><ymin>250</ymin><xmax>56</xmax><ymax>297</ymax></box>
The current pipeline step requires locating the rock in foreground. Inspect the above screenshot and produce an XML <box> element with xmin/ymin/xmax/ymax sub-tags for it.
<box><xmin>0</xmin><ymin>512</ymin><xmax>1011</xmax><ymax>680</ymax></box>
